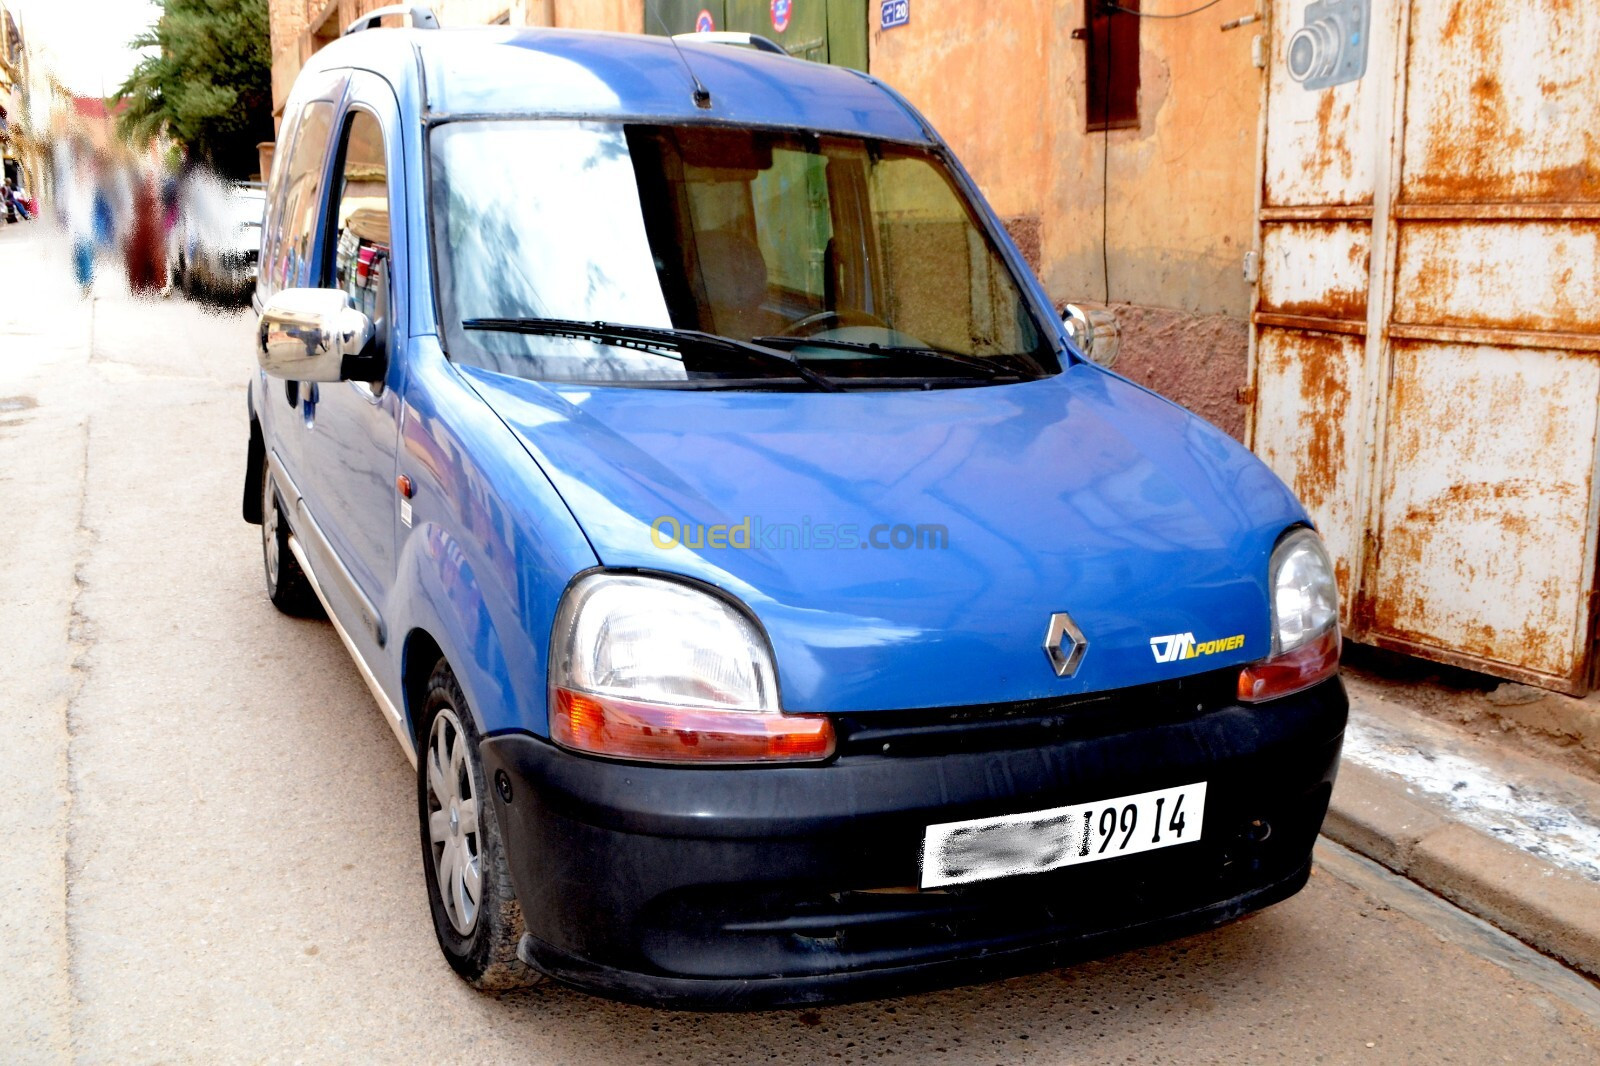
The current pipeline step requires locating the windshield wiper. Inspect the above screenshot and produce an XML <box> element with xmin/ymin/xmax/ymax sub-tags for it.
<box><xmin>462</xmin><ymin>318</ymin><xmax>843</xmax><ymax>393</ymax></box>
<box><xmin>751</xmin><ymin>335</ymin><xmax>1020</xmax><ymax>380</ymax></box>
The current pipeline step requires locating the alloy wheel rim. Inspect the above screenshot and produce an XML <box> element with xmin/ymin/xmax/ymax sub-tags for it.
<box><xmin>262</xmin><ymin>481</ymin><xmax>280</xmax><ymax>585</ymax></box>
<box><xmin>426</xmin><ymin>708</ymin><xmax>483</xmax><ymax>936</ymax></box>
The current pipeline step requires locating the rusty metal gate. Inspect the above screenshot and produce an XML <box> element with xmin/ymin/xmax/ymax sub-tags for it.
<box><xmin>1248</xmin><ymin>0</ymin><xmax>1600</xmax><ymax>693</ymax></box>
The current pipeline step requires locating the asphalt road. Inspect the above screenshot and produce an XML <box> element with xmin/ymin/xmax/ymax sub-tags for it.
<box><xmin>3</xmin><ymin>220</ymin><xmax>1598</xmax><ymax>1064</ymax></box>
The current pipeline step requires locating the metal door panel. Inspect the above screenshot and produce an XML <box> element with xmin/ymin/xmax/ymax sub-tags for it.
<box><xmin>1250</xmin><ymin>1</ymin><xmax>1401</xmax><ymax>633</ymax></box>
<box><xmin>1401</xmin><ymin>1</ymin><xmax>1600</xmax><ymax>205</ymax></box>
<box><xmin>1261</xmin><ymin>0</ymin><xmax>1388</xmax><ymax>208</ymax></box>
<box><xmin>1259</xmin><ymin>221</ymin><xmax>1371</xmax><ymax>321</ymax></box>
<box><xmin>1356</xmin><ymin>0</ymin><xmax>1600</xmax><ymax>690</ymax></box>
<box><xmin>1393</xmin><ymin>220</ymin><xmax>1600</xmax><ymax>335</ymax></box>
<box><xmin>1252</xmin><ymin>328</ymin><xmax>1366</xmax><ymax>618</ymax></box>
<box><xmin>1368</xmin><ymin>340</ymin><xmax>1600</xmax><ymax>683</ymax></box>
<box><xmin>1255</xmin><ymin>0</ymin><xmax>1600</xmax><ymax>691</ymax></box>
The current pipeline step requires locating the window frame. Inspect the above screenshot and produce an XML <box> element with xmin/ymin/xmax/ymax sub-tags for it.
<box><xmin>1085</xmin><ymin>0</ymin><xmax>1141</xmax><ymax>133</ymax></box>
<box><xmin>324</xmin><ymin>100</ymin><xmax>398</xmax><ymax>396</ymax></box>
<box><xmin>322</xmin><ymin>104</ymin><xmax>392</xmax><ymax>288</ymax></box>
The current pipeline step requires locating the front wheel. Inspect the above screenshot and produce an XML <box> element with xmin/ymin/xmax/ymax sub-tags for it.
<box><xmin>419</xmin><ymin>660</ymin><xmax>540</xmax><ymax>990</ymax></box>
<box><xmin>260</xmin><ymin>466</ymin><xmax>322</xmax><ymax>618</ymax></box>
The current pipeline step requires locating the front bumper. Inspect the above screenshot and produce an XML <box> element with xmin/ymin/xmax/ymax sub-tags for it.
<box><xmin>480</xmin><ymin>676</ymin><xmax>1347</xmax><ymax>1009</ymax></box>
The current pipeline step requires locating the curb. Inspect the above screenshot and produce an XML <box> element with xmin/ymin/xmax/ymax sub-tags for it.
<box><xmin>1323</xmin><ymin>760</ymin><xmax>1600</xmax><ymax>980</ymax></box>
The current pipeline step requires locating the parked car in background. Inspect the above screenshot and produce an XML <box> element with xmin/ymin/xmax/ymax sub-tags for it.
<box><xmin>172</xmin><ymin>177</ymin><xmax>265</xmax><ymax>301</ymax></box>
<box><xmin>245</xmin><ymin>14</ymin><xmax>1347</xmax><ymax>1009</ymax></box>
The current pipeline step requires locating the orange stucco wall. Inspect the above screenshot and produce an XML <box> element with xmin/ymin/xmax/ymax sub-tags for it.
<box><xmin>870</xmin><ymin>1</ymin><xmax>1262</xmax><ymax>319</ymax></box>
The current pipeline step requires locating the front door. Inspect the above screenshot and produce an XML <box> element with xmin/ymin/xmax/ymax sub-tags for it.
<box><xmin>296</xmin><ymin>74</ymin><xmax>408</xmax><ymax>668</ymax></box>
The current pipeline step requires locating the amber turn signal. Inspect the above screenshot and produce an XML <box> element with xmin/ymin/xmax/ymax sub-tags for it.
<box><xmin>1237</xmin><ymin>627</ymin><xmax>1341</xmax><ymax>704</ymax></box>
<box><xmin>551</xmin><ymin>688</ymin><xmax>836</xmax><ymax>764</ymax></box>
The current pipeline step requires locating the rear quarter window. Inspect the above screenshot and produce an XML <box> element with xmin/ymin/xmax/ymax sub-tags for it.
<box><xmin>265</xmin><ymin>101</ymin><xmax>335</xmax><ymax>293</ymax></box>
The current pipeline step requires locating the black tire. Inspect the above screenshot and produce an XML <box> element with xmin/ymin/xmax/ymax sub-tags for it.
<box><xmin>260</xmin><ymin>465</ymin><xmax>323</xmax><ymax>618</ymax></box>
<box><xmin>418</xmin><ymin>659</ymin><xmax>539</xmax><ymax>990</ymax></box>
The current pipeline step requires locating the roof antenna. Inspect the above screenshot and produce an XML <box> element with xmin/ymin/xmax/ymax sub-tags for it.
<box><xmin>647</xmin><ymin>0</ymin><xmax>713</xmax><ymax>109</ymax></box>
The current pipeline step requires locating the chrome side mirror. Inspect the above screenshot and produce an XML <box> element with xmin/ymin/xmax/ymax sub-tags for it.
<box><xmin>1062</xmin><ymin>304</ymin><xmax>1121</xmax><ymax>368</ymax></box>
<box><xmin>257</xmin><ymin>288</ymin><xmax>374</xmax><ymax>382</ymax></box>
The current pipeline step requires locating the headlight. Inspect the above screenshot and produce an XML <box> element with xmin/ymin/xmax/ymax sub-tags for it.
<box><xmin>1238</xmin><ymin>527</ymin><xmax>1341</xmax><ymax>703</ymax></box>
<box><xmin>549</xmin><ymin>573</ymin><xmax>834</xmax><ymax>764</ymax></box>
<box><xmin>1269</xmin><ymin>527</ymin><xmax>1339</xmax><ymax>654</ymax></box>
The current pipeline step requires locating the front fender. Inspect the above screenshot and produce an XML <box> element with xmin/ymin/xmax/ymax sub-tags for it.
<box><xmin>389</xmin><ymin>522</ymin><xmax>521</xmax><ymax>740</ymax></box>
<box><xmin>385</xmin><ymin>337</ymin><xmax>599</xmax><ymax>740</ymax></box>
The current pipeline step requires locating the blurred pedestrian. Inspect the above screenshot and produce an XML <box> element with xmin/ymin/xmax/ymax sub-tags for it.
<box><xmin>92</xmin><ymin>178</ymin><xmax>114</xmax><ymax>252</ymax></box>
<box><xmin>125</xmin><ymin>172</ymin><xmax>164</xmax><ymax>294</ymax></box>
<box><xmin>64</xmin><ymin>158</ymin><xmax>98</xmax><ymax>296</ymax></box>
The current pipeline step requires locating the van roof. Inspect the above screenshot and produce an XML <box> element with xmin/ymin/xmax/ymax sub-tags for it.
<box><xmin>308</xmin><ymin>26</ymin><xmax>932</xmax><ymax>142</ymax></box>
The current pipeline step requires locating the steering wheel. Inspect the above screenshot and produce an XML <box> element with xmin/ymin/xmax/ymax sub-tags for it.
<box><xmin>776</xmin><ymin>308</ymin><xmax>889</xmax><ymax>338</ymax></box>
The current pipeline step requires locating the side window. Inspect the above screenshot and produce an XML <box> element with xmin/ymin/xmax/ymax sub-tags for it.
<box><xmin>328</xmin><ymin>109</ymin><xmax>391</xmax><ymax>319</ymax></box>
<box><xmin>258</xmin><ymin>104</ymin><xmax>303</xmax><ymax>290</ymax></box>
<box><xmin>270</xmin><ymin>101</ymin><xmax>335</xmax><ymax>291</ymax></box>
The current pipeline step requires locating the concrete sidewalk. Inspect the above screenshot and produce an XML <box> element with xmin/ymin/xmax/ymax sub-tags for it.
<box><xmin>1326</xmin><ymin>672</ymin><xmax>1600</xmax><ymax>980</ymax></box>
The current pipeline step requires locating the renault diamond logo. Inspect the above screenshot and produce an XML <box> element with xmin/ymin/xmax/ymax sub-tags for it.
<box><xmin>1043</xmin><ymin>612</ymin><xmax>1088</xmax><ymax>677</ymax></box>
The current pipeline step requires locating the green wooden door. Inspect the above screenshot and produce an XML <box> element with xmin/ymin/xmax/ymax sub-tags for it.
<box><xmin>726</xmin><ymin>0</ymin><xmax>826</xmax><ymax>63</ymax></box>
<box><xmin>646</xmin><ymin>0</ymin><xmax>867</xmax><ymax>71</ymax></box>
<box><xmin>825</xmin><ymin>0</ymin><xmax>868</xmax><ymax>72</ymax></box>
<box><xmin>646</xmin><ymin>0</ymin><xmax>726</xmax><ymax>35</ymax></box>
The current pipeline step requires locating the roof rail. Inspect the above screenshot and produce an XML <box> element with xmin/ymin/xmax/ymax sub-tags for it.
<box><xmin>344</xmin><ymin>5</ymin><xmax>440</xmax><ymax>35</ymax></box>
<box><xmin>672</xmin><ymin>31</ymin><xmax>787</xmax><ymax>56</ymax></box>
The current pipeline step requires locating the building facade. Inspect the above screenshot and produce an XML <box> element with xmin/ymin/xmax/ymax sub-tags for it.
<box><xmin>264</xmin><ymin>0</ymin><xmax>1259</xmax><ymax>435</ymax></box>
<box><xmin>0</xmin><ymin>0</ymin><xmax>29</xmax><ymax>192</ymax></box>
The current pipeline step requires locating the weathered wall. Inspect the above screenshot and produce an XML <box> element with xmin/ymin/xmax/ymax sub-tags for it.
<box><xmin>870</xmin><ymin>3</ymin><xmax>1263</xmax><ymax>436</ymax></box>
<box><xmin>270</xmin><ymin>0</ymin><xmax>394</xmax><ymax>122</ymax></box>
<box><xmin>1110</xmin><ymin>303</ymin><xmax>1249</xmax><ymax>439</ymax></box>
<box><xmin>867</xmin><ymin>2</ymin><xmax>1051</xmax><ymax>242</ymax></box>
<box><xmin>550</xmin><ymin>0</ymin><xmax>641</xmax><ymax>31</ymax></box>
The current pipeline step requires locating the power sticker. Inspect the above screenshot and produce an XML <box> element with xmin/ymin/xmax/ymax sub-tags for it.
<box><xmin>1149</xmin><ymin>632</ymin><xmax>1245</xmax><ymax>664</ymax></box>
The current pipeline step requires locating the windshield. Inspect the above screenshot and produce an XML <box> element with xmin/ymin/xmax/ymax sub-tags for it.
<box><xmin>429</xmin><ymin>120</ymin><xmax>1056</xmax><ymax>388</ymax></box>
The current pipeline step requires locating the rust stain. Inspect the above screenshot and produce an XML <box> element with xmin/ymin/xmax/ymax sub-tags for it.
<box><xmin>1372</xmin><ymin>442</ymin><xmax>1578</xmax><ymax>672</ymax></box>
<box><xmin>1404</xmin><ymin>3</ymin><xmax>1599</xmax><ymax>204</ymax></box>
<box><xmin>1299</xmin><ymin>91</ymin><xmax>1354</xmax><ymax>195</ymax></box>
<box><xmin>1259</xmin><ymin>223</ymin><xmax>1371</xmax><ymax>321</ymax></box>
<box><xmin>1275</xmin><ymin>331</ymin><xmax>1351</xmax><ymax>512</ymax></box>
<box><xmin>1263</xmin><ymin>290</ymin><xmax>1367</xmax><ymax>322</ymax></box>
<box><xmin>1394</xmin><ymin>220</ymin><xmax>1600</xmax><ymax>334</ymax></box>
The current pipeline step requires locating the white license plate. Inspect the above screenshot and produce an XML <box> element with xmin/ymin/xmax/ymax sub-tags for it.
<box><xmin>920</xmin><ymin>782</ymin><xmax>1207</xmax><ymax>889</ymax></box>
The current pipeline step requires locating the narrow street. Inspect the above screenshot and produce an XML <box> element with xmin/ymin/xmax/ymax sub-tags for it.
<box><xmin>2</xmin><ymin>218</ymin><xmax>1597</xmax><ymax>1064</ymax></box>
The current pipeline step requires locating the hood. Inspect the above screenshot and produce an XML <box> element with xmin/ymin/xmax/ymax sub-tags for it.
<box><xmin>460</xmin><ymin>364</ymin><xmax>1309</xmax><ymax>712</ymax></box>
